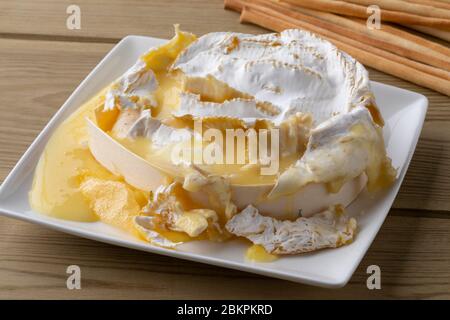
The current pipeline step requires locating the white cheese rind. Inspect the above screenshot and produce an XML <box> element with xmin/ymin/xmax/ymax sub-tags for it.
<box><xmin>173</xmin><ymin>92</ymin><xmax>273</xmax><ymax>126</ymax></box>
<box><xmin>142</xmin><ymin>182</ymin><xmax>221</xmax><ymax>238</ymax></box>
<box><xmin>87</xmin><ymin>118</ymin><xmax>168</xmax><ymax>190</ymax></box>
<box><xmin>268</xmin><ymin>106</ymin><xmax>389</xmax><ymax>199</ymax></box>
<box><xmin>134</xmin><ymin>216</ymin><xmax>180</xmax><ymax>248</ymax></box>
<box><xmin>105</xmin><ymin>60</ymin><xmax>158</xmax><ymax>110</ymax></box>
<box><xmin>225</xmin><ymin>205</ymin><xmax>356</xmax><ymax>254</ymax></box>
<box><xmin>126</xmin><ymin>109</ymin><xmax>194</xmax><ymax>148</ymax></box>
<box><xmin>172</xmin><ymin>29</ymin><xmax>374</xmax><ymax>125</ymax></box>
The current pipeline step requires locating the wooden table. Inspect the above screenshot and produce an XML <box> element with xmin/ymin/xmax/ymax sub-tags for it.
<box><xmin>0</xmin><ymin>0</ymin><xmax>449</xmax><ymax>299</ymax></box>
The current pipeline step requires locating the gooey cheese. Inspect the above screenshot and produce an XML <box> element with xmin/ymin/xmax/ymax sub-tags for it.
<box><xmin>28</xmin><ymin>28</ymin><xmax>195</xmax><ymax>222</ymax></box>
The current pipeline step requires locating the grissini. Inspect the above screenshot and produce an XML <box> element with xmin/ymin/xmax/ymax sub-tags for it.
<box><xmin>269</xmin><ymin>0</ymin><xmax>450</xmax><ymax>72</ymax></box>
<box><xmin>345</xmin><ymin>0</ymin><xmax>450</xmax><ymax>19</ymax></box>
<box><xmin>286</xmin><ymin>2</ymin><xmax>450</xmax><ymax>57</ymax></box>
<box><xmin>282</xmin><ymin>0</ymin><xmax>450</xmax><ymax>29</ymax></box>
<box><xmin>406</xmin><ymin>24</ymin><xmax>450</xmax><ymax>41</ymax></box>
<box><xmin>225</xmin><ymin>0</ymin><xmax>450</xmax><ymax>49</ymax></box>
<box><xmin>225</xmin><ymin>0</ymin><xmax>247</xmax><ymax>12</ymax></box>
<box><xmin>224</xmin><ymin>0</ymin><xmax>244</xmax><ymax>11</ymax></box>
<box><xmin>240</xmin><ymin>3</ymin><xmax>450</xmax><ymax>95</ymax></box>
<box><xmin>407</xmin><ymin>0</ymin><xmax>450</xmax><ymax>10</ymax></box>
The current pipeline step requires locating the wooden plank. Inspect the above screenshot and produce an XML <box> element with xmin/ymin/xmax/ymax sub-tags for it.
<box><xmin>395</xmin><ymin>121</ymin><xmax>450</xmax><ymax>211</ymax></box>
<box><xmin>0</xmin><ymin>37</ymin><xmax>448</xmax><ymax>211</ymax></box>
<box><xmin>0</xmin><ymin>212</ymin><xmax>448</xmax><ymax>299</ymax></box>
<box><xmin>0</xmin><ymin>0</ymin><xmax>263</xmax><ymax>40</ymax></box>
<box><xmin>0</xmin><ymin>38</ymin><xmax>113</xmax><ymax>181</ymax></box>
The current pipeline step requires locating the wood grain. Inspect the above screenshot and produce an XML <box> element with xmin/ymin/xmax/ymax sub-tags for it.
<box><xmin>0</xmin><ymin>0</ymin><xmax>449</xmax><ymax>299</ymax></box>
<box><xmin>0</xmin><ymin>213</ymin><xmax>448</xmax><ymax>299</ymax></box>
<box><xmin>0</xmin><ymin>0</ymin><xmax>263</xmax><ymax>41</ymax></box>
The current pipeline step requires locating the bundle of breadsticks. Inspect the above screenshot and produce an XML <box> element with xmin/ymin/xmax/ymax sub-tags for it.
<box><xmin>224</xmin><ymin>0</ymin><xmax>450</xmax><ymax>96</ymax></box>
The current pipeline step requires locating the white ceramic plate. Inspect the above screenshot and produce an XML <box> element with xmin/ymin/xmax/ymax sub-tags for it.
<box><xmin>0</xmin><ymin>36</ymin><xmax>427</xmax><ymax>288</ymax></box>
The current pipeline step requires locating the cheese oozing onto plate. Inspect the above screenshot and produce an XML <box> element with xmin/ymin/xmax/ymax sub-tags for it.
<box><xmin>30</xmin><ymin>27</ymin><xmax>396</xmax><ymax>257</ymax></box>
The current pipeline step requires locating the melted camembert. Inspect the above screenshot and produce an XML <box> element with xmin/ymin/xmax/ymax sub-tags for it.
<box><xmin>30</xmin><ymin>27</ymin><xmax>395</xmax><ymax>257</ymax></box>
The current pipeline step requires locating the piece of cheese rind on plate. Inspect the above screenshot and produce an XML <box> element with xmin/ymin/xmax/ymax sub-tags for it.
<box><xmin>104</xmin><ymin>60</ymin><xmax>158</xmax><ymax>111</ymax></box>
<box><xmin>226</xmin><ymin>205</ymin><xmax>356</xmax><ymax>254</ymax></box>
<box><xmin>110</xmin><ymin>108</ymin><xmax>141</xmax><ymax>139</ymax></box>
<box><xmin>134</xmin><ymin>215</ymin><xmax>181</xmax><ymax>248</ymax></box>
<box><xmin>134</xmin><ymin>182</ymin><xmax>222</xmax><ymax>244</ymax></box>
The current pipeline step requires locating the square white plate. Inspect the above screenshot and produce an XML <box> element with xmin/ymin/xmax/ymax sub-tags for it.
<box><xmin>0</xmin><ymin>35</ymin><xmax>427</xmax><ymax>288</ymax></box>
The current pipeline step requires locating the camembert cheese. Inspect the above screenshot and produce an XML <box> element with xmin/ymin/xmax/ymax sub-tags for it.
<box><xmin>30</xmin><ymin>27</ymin><xmax>396</xmax><ymax>257</ymax></box>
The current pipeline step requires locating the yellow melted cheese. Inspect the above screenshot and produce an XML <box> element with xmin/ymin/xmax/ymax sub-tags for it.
<box><xmin>29</xmin><ymin>91</ymin><xmax>116</xmax><ymax>221</ymax></box>
<box><xmin>29</xmin><ymin>28</ymin><xmax>196</xmax><ymax>222</ymax></box>
<box><xmin>245</xmin><ymin>244</ymin><xmax>278</xmax><ymax>262</ymax></box>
